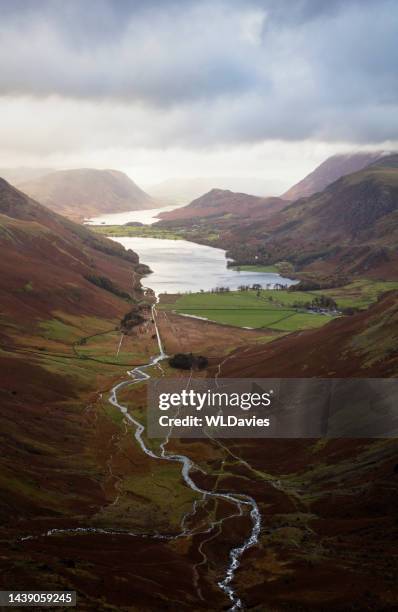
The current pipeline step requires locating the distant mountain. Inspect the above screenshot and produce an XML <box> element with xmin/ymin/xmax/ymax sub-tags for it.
<box><xmin>18</xmin><ymin>168</ymin><xmax>155</xmax><ymax>221</ymax></box>
<box><xmin>158</xmin><ymin>188</ymin><xmax>287</xmax><ymax>222</ymax></box>
<box><xmin>148</xmin><ymin>177</ymin><xmax>285</xmax><ymax>204</ymax></box>
<box><xmin>282</xmin><ymin>152</ymin><xmax>389</xmax><ymax>200</ymax></box>
<box><xmin>227</xmin><ymin>154</ymin><xmax>398</xmax><ymax>278</ymax></box>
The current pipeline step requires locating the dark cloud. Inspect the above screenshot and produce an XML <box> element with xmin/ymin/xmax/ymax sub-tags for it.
<box><xmin>0</xmin><ymin>0</ymin><xmax>397</xmax><ymax>145</ymax></box>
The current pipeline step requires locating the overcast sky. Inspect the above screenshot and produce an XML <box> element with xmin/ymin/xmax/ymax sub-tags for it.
<box><xmin>0</xmin><ymin>0</ymin><xmax>397</xmax><ymax>191</ymax></box>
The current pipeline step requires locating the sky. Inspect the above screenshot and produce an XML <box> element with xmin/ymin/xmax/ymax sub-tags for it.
<box><xmin>0</xmin><ymin>0</ymin><xmax>397</xmax><ymax>193</ymax></box>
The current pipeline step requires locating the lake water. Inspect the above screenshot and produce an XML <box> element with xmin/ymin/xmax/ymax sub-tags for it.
<box><xmin>87</xmin><ymin>207</ymin><xmax>296</xmax><ymax>295</ymax></box>
<box><xmin>86</xmin><ymin>203</ymin><xmax>186</xmax><ymax>226</ymax></box>
<box><xmin>111</xmin><ymin>236</ymin><xmax>296</xmax><ymax>294</ymax></box>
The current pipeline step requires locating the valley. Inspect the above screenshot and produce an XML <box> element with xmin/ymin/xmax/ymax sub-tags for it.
<box><xmin>1</xmin><ymin>154</ymin><xmax>398</xmax><ymax>611</ymax></box>
<box><xmin>2</xmin><ymin>3</ymin><xmax>398</xmax><ymax>611</ymax></box>
<box><xmin>156</xmin><ymin>154</ymin><xmax>398</xmax><ymax>283</ymax></box>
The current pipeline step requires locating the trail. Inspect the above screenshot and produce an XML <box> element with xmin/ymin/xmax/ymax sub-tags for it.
<box><xmin>116</xmin><ymin>333</ymin><xmax>124</xmax><ymax>357</ymax></box>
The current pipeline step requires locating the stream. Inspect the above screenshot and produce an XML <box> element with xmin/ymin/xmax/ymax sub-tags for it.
<box><xmin>20</xmin><ymin>301</ymin><xmax>261</xmax><ymax>610</ymax></box>
<box><xmin>108</xmin><ymin>302</ymin><xmax>262</xmax><ymax>610</ymax></box>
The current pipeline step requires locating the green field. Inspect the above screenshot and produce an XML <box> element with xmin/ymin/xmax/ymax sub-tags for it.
<box><xmin>159</xmin><ymin>291</ymin><xmax>331</xmax><ymax>331</ymax></box>
<box><xmin>231</xmin><ymin>264</ymin><xmax>279</xmax><ymax>273</ymax></box>
<box><xmin>319</xmin><ymin>279</ymin><xmax>398</xmax><ymax>308</ymax></box>
<box><xmin>230</xmin><ymin>261</ymin><xmax>294</xmax><ymax>275</ymax></box>
<box><xmin>91</xmin><ymin>224</ymin><xmax>184</xmax><ymax>240</ymax></box>
<box><xmin>159</xmin><ymin>279</ymin><xmax>398</xmax><ymax>331</ymax></box>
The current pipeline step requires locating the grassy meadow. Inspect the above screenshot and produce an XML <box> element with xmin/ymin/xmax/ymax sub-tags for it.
<box><xmin>159</xmin><ymin>279</ymin><xmax>398</xmax><ymax>331</ymax></box>
<box><xmin>92</xmin><ymin>224</ymin><xmax>184</xmax><ymax>240</ymax></box>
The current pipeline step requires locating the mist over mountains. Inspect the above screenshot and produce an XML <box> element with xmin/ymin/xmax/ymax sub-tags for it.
<box><xmin>18</xmin><ymin>168</ymin><xmax>156</xmax><ymax>220</ymax></box>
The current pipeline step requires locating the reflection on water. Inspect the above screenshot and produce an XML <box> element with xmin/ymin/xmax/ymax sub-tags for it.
<box><xmin>86</xmin><ymin>203</ymin><xmax>185</xmax><ymax>226</ymax></box>
<box><xmin>112</xmin><ymin>236</ymin><xmax>297</xmax><ymax>294</ymax></box>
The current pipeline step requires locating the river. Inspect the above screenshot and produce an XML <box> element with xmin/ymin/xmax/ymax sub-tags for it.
<box><xmin>20</xmin><ymin>301</ymin><xmax>261</xmax><ymax>611</ymax></box>
<box><xmin>20</xmin><ymin>206</ymin><xmax>277</xmax><ymax>609</ymax></box>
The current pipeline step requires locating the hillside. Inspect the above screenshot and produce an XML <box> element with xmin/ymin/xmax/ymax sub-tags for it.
<box><xmin>0</xmin><ymin>177</ymin><xmax>156</xmax><ymax>521</ymax></box>
<box><xmin>18</xmin><ymin>168</ymin><xmax>155</xmax><ymax>221</ymax></box>
<box><xmin>158</xmin><ymin>188</ymin><xmax>287</xmax><ymax>222</ymax></box>
<box><xmin>1</xmin><ymin>176</ymin><xmax>397</xmax><ymax>610</ymax></box>
<box><xmin>219</xmin><ymin>290</ymin><xmax>398</xmax><ymax>378</ymax></box>
<box><xmin>282</xmin><ymin>151</ymin><xmax>388</xmax><ymax>200</ymax></box>
<box><xmin>224</xmin><ymin>154</ymin><xmax>398</xmax><ymax>279</ymax></box>
<box><xmin>208</xmin><ymin>292</ymin><xmax>398</xmax><ymax>610</ymax></box>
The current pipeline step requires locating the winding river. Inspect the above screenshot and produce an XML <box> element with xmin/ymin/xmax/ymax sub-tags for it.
<box><xmin>107</xmin><ymin>302</ymin><xmax>262</xmax><ymax>610</ymax></box>
<box><xmin>21</xmin><ymin>301</ymin><xmax>261</xmax><ymax>610</ymax></box>
<box><xmin>25</xmin><ymin>208</ymin><xmax>282</xmax><ymax>608</ymax></box>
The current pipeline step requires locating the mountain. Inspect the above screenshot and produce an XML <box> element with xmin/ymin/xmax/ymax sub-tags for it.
<box><xmin>148</xmin><ymin>177</ymin><xmax>285</xmax><ymax>204</ymax></box>
<box><xmin>0</xmin><ymin>176</ymin><xmax>153</xmax><ymax>515</ymax></box>
<box><xmin>2</xmin><ymin>174</ymin><xmax>397</xmax><ymax>609</ymax></box>
<box><xmin>210</xmin><ymin>292</ymin><xmax>398</xmax><ymax>610</ymax></box>
<box><xmin>282</xmin><ymin>152</ymin><xmax>389</xmax><ymax>200</ymax></box>
<box><xmin>226</xmin><ymin>154</ymin><xmax>398</xmax><ymax>279</ymax></box>
<box><xmin>158</xmin><ymin>188</ymin><xmax>287</xmax><ymax>222</ymax></box>
<box><xmin>18</xmin><ymin>168</ymin><xmax>155</xmax><ymax>221</ymax></box>
<box><xmin>0</xmin><ymin>176</ymin><xmax>148</xmax><ymax>315</ymax></box>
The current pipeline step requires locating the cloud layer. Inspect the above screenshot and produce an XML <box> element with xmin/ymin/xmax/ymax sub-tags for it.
<box><xmin>0</xmin><ymin>0</ymin><xmax>397</xmax><ymax>181</ymax></box>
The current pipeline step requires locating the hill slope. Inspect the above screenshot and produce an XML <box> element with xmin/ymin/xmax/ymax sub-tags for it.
<box><xmin>282</xmin><ymin>152</ymin><xmax>388</xmax><ymax>200</ymax></box>
<box><xmin>220</xmin><ymin>290</ymin><xmax>398</xmax><ymax>378</ymax></box>
<box><xmin>158</xmin><ymin>188</ymin><xmax>287</xmax><ymax>222</ymax></box>
<box><xmin>0</xmin><ymin>177</ymin><xmax>154</xmax><ymax>520</ymax></box>
<box><xmin>149</xmin><ymin>177</ymin><xmax>285</xmax><ymax>203</ymax></box>
<box><xmin>211</xmin><ymin>292</ymin><xmax>398</xmax><ymax>610</ymax></box>
<box><xmin>226</xmin><ymin>154</ymin><xmax>398</xmax><ymax>279</ymax></box>
<box><xmin>19</xmin><ymin>168</ymin><xmax>155</xmax><ymax>221</ymax></box>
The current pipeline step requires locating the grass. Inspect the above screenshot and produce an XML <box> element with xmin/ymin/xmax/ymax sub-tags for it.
<box><xmin>76</xmin><ymin>329</ymin><xmax>152</xmax><ymax>365</ymax></box>
<box><xmin>159</xmin><ymin>290</ymin><xmax>330</xmax><ymax>331</ymax></box>
<box><xmin>230</xmin><ymin>261</ymin><xmax>294</xmax><ymax>275</ymax></box>
<box><xmin>231</xmin><ymin>264</ymin><xmax>279</xmax><ymax>273</ymax></box>
<box><xmin>91</xmin><ymin>224</ymin><xmax>184</xmax><ymax>240</ymax></box>
<box><xmin>27</xmin><ymin>312</ymin><xmax>158</xmax><ymax>390</ymax></box>
<box><xmin>320</xmin><ymin>279</ymin><xmax>398</xmax><ymax>308</ymax></box>
<box><xmin>39</xmin><ymin>318</ymin><xmax>82</xmax><ymax>343</ymax></box>
<box><xmin>159</xmin><ymin>278</ymin><xmax>398</xmax><ymax>331</ymax></box>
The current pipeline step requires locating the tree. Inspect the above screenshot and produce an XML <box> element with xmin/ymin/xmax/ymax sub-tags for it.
<box><xmin>168</xmin><ymin>353</ymin><xmax>209</xmax><ymax>370</ymax></box>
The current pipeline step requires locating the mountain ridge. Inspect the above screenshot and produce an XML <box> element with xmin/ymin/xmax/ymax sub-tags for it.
<box><xmin>158</xmin><ymin>187</ymin><xmax>288</xmax><ymax>223</ymax></box>
<box><xmin>282</xmin><ymin>151</ymin><xmax>390</xmax><ymax>200</ymax></box>
<box><xmin>187</xmin><ymin>154</ymin><xmax>398</xmax><ymax>280</ymax></box>
<box><xmin>18</xmin><ymin>168</ymin><xmax>156</xmax><ymax>221</ymax></box>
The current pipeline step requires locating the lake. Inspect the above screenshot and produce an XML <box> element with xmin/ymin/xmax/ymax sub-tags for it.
<box><xmin>87</xmin><ymin>207</ymin><xmax>297</xmax><ymax>295</ymax></box>
<box><xmin>111</xmin><ymin>236</ymin><xmax>296</xmax><ymax>294</ymax></box>
<box><xmin>86</xmin><ymin>203</ymin><xmax>186</xmax><ymax>226</ymax></box>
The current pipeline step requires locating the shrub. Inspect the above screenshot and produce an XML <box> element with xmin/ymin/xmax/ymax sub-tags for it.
<box><xmin>169</xmin><ymin>353</ymin><xmax>208</xmax><ymax>370</ymax></box>
<box><xmin>84</xmin><ymin>274</ymin><xmax>131</xmax><ymax>300</ymax></box>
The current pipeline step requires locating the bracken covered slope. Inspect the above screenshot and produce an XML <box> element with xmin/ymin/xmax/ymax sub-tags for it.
<box><xmin>226</xmin><ymin>154</ymin><xmax>398</xmax><ymax>278</ymax></box>
<box><xmin>158</xmin><ymin>187</ymin><xmax>287</xmax><ymax>222</ymax></box>
<box><xmin>219</xmin><ymin>290</ymin><xmax>398</xmax><ymax>378</ymax></box>
<box><xmin>0</xmin><ymin>177</ymin><xmax>152</xmax><ymax>520</ymax></box>
<box><xmin>207</xmin><ymin>292</ymin><xmax>398</xmax><ymax>610</ymax></box>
